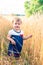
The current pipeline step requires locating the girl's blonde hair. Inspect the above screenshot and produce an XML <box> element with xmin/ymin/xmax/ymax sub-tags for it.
<box><xmin>12</xmin><ymin>17</ymin><xmax>22</xmax><ymax>24</ymax></box>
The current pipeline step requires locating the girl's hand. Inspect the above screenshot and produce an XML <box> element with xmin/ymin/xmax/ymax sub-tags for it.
<box><xmin>11</xmin><ymin>39</ymin><xmax>16</xmax><ymax>45</ymax></box>
<box><xmin>23</xmin><ymin>34</ymin><xmax>32</xmax><ymax>40</ymax></box>
<box><xmin>29</xmin><ymin>34</ymin><xmax>32</xmax><ymax>38</ymax></box>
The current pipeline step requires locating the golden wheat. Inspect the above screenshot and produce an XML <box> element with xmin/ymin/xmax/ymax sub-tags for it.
<box><xmin>0</xmin><ymin>14</ymin><xmax>43</xmax><ymax>65</ymax></box>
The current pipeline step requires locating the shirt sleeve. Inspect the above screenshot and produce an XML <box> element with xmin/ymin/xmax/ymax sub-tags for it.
<box><xmin>20</xmin><ymin>30</ymin><xmax>24</xmax><ymax>37</ymax></box>
<box><xmin>8</xmin><ymin>30</ymin><xmax>11</xmax><ymax>36</ymax></box>
<box><xmin>21</xmin><ymin>30</ymin><xmax>24</xmax><ymax>35</ymax></box>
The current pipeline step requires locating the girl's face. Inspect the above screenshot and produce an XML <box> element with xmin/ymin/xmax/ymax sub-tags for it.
<box><xmin>13</xmin><ymin>21</ymin><xmax>21</xmax><ymax>31</ymax></box>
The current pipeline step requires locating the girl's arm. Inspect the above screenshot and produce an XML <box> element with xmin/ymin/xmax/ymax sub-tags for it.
<box><xmin>23</xmin><ymin>34</ymin><xmax>32</xmax><ymax>40</ymax></box>
<box><xmin>7</xmin><ymin>34</ymin><xmax>16</xmax><ymax>45</ymax></box>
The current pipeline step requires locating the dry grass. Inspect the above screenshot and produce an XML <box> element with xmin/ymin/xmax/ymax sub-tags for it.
<box><xmin>0</xmin><ymin>13</ymin><xmax>43</xmax><ymax>65</ymax></box>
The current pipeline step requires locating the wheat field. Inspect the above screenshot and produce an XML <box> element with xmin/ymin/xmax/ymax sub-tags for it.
<box><xmin>0</xmin><ymin>13</ymin><xmax>43</xmax><ymax>65</ymax></box>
